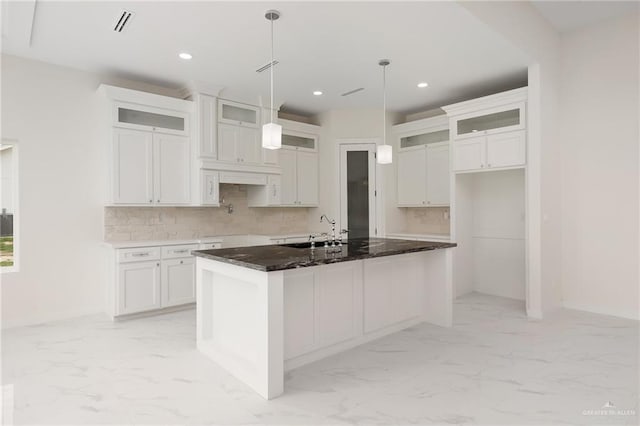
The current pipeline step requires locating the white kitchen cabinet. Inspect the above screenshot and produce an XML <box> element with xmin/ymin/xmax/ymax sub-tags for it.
<box><xmin>112</xmin><ymin>128</ymin><xmax>190</xmax><ymax>205</ymax></box>
<box><xmin>200</xmin><ymin>170</ymin><xmax>220</xmax><ymax>206</ymax></box>
<box><xmin>295</xmin><ymin>151</ymin><xmax>319</xmax><ymax>206</ymax></box>
<box><xmin>110</xmin><ymin>243</ymin><xmax>202</xmax><ymax>317</ymax></box>
<box><xmin>195</xmin><ymin>93</ymin><xmax>217</xmax><ymax>159</ymax></box>
<box><xmin>279</xmin><ymin>148</ymin><xmax>318</xmax><ymax>207</ymax></box>
<box><xmin>397</xmin><ymin>148</ymin><xmax>427</xmax><ymax>206</ymax></box>
<box><xmin>218</xmin><ymin>99</ymin><xmax>260</xmax><ymax>128</ymax></box>
<box><xmin>397</xmin><ymin>142</ymin><xmax>449</xmax><ymax>206</ymax></box>
<box><xmin>113</xmin><ymin>128</ymin><xmax>153</xmax><ymax>204</ymax></box>
<box><xmin>154</xmin><ymin>133</ymin><xmax>191</xmax><ymax>204</ymax></box>
<box><xmin>217</xmin><ymin>123</ymin><xmax>261</xmax><ymax>165</ymax></box>
<box><xmin>452</xmin><ymin>130</ymin><xmax>525</xmax><ymax>172</ymax></box>
<box><xmin>394</xmin><ymin>115</ymin><xmax>450</xmax><ymax>207</ymax></box>
<box><xmin>161</xmin><ymin>257</ymin><xmax>196</xmax><ymax>307</ymax></box>
<box><xmin>102</xmin><ymin>85</ymin><xmax>193</xmax><ymax>206</ymax></box>
<box><xmin>118</xmin><ymin>260</ymin><xmax>161</xmax><ymax>315</ymax></box>
<box><xmin>444</xmin><ymin>88</ymin><xmax>527</xmax><ymax>173</ymax></box>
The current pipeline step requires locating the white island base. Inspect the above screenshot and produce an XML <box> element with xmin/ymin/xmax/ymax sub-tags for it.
<box><xmin>196</xmin><ymin>249</ymin><xmax>453</xmax><ymax>399</ymax></box>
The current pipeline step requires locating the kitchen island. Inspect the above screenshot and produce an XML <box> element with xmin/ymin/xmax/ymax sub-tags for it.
<box><xmin>192</xmin><ymin>237</ymin><xmax>456</xmax><ymax>399</ymax></box>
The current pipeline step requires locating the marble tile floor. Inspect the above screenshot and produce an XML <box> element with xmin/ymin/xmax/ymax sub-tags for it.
<box><xmin>2</xmin><ymin>293</ymin><xmax>638</xmax><ymax>425</ymax></box>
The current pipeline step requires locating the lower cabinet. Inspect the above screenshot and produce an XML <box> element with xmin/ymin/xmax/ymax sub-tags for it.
<box><xmin>112</xmin><ymin>244</ymin><xmax>197</xmax><ymax>317</ymax></box>
<box><xmin>161</xmin><ymin>257</ymin><xmax>196</xmax><ymax>308</ymax></box>
<box><xmin>118</xmin><ymin>260</ymin><xmax>162</xmax><ymax>315</ymax></box>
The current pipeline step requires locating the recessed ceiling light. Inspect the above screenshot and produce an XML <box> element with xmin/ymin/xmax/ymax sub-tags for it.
<box><xmin>417</xmin><ymin>82</ymin><xmax>429</xmax><ymax>88</ymax></box>
<box><xmin>313</xmin><ymin>91</ymin><xmax>323</xmax><ymax>96</ymax></box>
<box><xmin>179</xmin><ymin>52</ymin><xmax>193</xmax><ymax>60</ymax></box>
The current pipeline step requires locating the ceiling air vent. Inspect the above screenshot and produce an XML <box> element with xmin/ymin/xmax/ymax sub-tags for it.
<box><xmin>113</xmin><ymin>10</ymin><xmax>134</xmax><ymax>33</ymax></box>
<box><xmin>256</xmin><ymin>60</ymin><xmax>279</xmax><ymax>73</ymax></box>
<box><xmin>341</xmin><ymin>87</ymin><xmax>365</xmax><ymax>97</ymax></box>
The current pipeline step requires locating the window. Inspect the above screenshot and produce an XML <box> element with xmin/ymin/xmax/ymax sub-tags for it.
<box><xmin>0</xmin><ymin>143</ymin><xmax>18</xmax><ymax>272</ymax></box>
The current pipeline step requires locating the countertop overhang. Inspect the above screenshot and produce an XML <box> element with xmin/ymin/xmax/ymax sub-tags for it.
<box><xmin>192</xmin><ymin>237</ymin><xmax>457</xmax><ymax>272</ymax></box>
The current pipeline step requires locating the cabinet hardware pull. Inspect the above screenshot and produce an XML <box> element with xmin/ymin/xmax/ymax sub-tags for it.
<box><xmin>157</xmin><ymin>200</ymin><xmax>160</xmax><ymax>203</ymax></box>
<box><xmin>149</xmin><ymin>199</ymin><xmax>153</xmax><ymax>203</ymax></box>
<box><xmin>487</xmin><ymin>163</ymin><xmax>492</xmax><ymax>167</ymax></box>
<box><xmin>156</xmin><ymin>263</ymin><xmax>160</xmax><ymax>266</ymax></box>
<box><xmin>180</xmin><ymin>260</ymin><xmax>184</xmax><ymax>264</ymax></box>
<box><xmin>174</xmin><ymin>249</ymin><xmax>188</xmax><ymax>253</ymax></box>
<box><xmin>132</xmin><ymin>253</ymin><xmax>150</xmax><ymax>257</ymax></box>
<box><xmin>480</xmin><ymin>164</ymin><xmax>484</xmax><ymax>168</ymax></box>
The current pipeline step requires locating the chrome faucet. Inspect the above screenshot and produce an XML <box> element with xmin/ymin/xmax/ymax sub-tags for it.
<box><xmin>320</xmin><ymin>215</ymin><xmax>336</xmax><ymax>246</ymax></box>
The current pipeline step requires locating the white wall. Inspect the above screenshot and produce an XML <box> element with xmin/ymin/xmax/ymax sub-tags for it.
<box><xmin>0</xmin><ymin>55</ymin><xmax>185</xmax><ymax>328</ymax></box>
<box><xmin>559</xmin><ymin>15</ymin><xmax>639</xmax><ymax>320</ymax></box>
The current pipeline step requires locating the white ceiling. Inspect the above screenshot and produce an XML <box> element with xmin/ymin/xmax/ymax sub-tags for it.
<box><xmin>1</xmin><ymin>1</ymin><xmax>531</xmax><ymax>116</ymax></box>
<box><xmin>531</xmin><ymin>0</ymin><xmax>638</xmax><ymax>33</ymax></box>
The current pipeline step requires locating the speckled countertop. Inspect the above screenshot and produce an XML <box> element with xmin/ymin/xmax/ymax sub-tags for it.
<box><xmin>192</xmin><ymin>237</ymin><xmax>457</xmax><ymax>272</ymax></box>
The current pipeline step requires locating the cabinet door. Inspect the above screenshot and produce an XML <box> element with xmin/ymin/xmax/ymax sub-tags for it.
<box><xmin>426</xmin><ymin>143</ymin><xmax>450</xmax><ymax>206</ymax></box>
<box><xmin>218</xmin><ymin>123</ymin><xmax>238</xmax><ymax>162</ymax></box>
<box><xmin>397</xmin><ymin>148</ymin><xmax>427</xmax><ymax>206</ymax></box>
<box><xmin>486</xmin><ymin>130</ymin><xmax>526</xmax><ymax>169</ymax></box>
<box><xmin>118</xmin><ymin>261</ymin><xmax>161</xmax><ymax>315</ymax></box>
<box><xmin>198</xmin><ymin>94</ymin><xmax>217</xmax><ymax>158</ymax></box>
<box><xmin>237</xmin><ymin>126</ymin><xmax>261</xmax><ymax>164</ymax></box>
<box><xmin>279</xmin><ymin>148</ymin><xmax>298</xmax><ymax>205</ymax></box>
<box><xmin>161</xmin><ymin>257</ymin><xmax>196</xmax><ymax>307</ymax></box>
<box><xmin>201</xmin><ymin>171</ymin><xmax>220</xmax><ymax>206</ymax></box>
<box><xmin>296</xmin><ymin>151</ymin><xmax>319</xmax><ymax>206</ymax></box>
<box><xmin>453</xmin><ymin>136</ymin><xmax>485</xmax><ymax>172</ymax></box>
<box><xmin>113</xmin><ymin>128</ymin><xmax>153</xmax><ymax>204</ymax></box>
<box><xmin>262</xmin><ymin>147</ymin><xmax>279</xmax><ymax>166</ymax></box>
<box><xmin>268</xmin><ymin>175</ymin><xmax>282</xmax><ymax>205</ymax></box>
<box><xmin>154</xmin><ymin>133</ymin><xmax>190</xmax><ymax>204</ymax></box>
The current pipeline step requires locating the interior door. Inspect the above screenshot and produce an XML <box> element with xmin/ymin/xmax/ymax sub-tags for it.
<box><xmin>339</xmin><ymin>143</ymin><xmax>377</xmax><ymax>239</ymax></box>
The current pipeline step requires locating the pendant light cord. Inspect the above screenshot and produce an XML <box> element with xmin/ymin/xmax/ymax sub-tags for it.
<box><xmin>270</xmin><ymin>16</ymin><xmax>274</xmax><ymax>124</ymax></box>
<box><xmin>382</xmin><ymin>64</ymin><xmax>387</xmax><ymax>146</ymax></box>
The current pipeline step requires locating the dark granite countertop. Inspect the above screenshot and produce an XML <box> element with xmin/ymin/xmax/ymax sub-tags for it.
<box><xmin>192</xmin><ymin>237</ymin><xmax>457</xmax><ymax>272</ymax></box>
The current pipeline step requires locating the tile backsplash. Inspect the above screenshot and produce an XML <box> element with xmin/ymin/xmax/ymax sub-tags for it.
<box><xmin>104</xmin><ymin>184</ymin><xmax>310</xmax><ymax>241</ymax></box>
<box><xmin>403</xmin><ymin>207</ymin><xmax>450</xmax><ymax>235</ymax></box>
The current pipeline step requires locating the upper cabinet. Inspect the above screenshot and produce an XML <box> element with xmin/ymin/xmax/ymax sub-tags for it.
<box><xmin>394</xmin><ymin>115</ymin><xmax>450</xmax><ymax>207</ymax></box>
<box><xmin>443</xmin><ymin>87</ymin><xmax>527</xmax><ymax>173</ymax></box>
<box><xmin>100</xmin><ymin>85</ymin><xmax>193</xmax><ymax>206</ymax></box>
<box><xmin>216</xmin><ymin>99</ymin><xmax>262</xmax><ymax>165</ymax></box>
<box><xmin>218</xmin><ymin>99</ymin><xmax>260</xmax><ymax>127</ymax></box>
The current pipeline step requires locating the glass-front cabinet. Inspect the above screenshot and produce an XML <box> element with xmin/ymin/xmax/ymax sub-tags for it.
<box><xmin>282</xmin><ymin>131</ymin><xmax>317</xmax><ymax>151</ymax></box>
<box><xmin>452</xmin><ymin>102</ymin><xmax>525</xmax><ymax>139</ymax></box>
<box><xmin>114</xmin><ymin>102</ymin><xmax>189</xmax><ymax>136</ymax></box>
<box><xmin>218</xmin><ymin>99</ymin><xmax>260</xmax><ymax>128</ymax></box>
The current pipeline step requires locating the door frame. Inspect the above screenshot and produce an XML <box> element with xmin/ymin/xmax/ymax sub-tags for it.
<box><xmin>336</xmin><ymin>139</ymin><xmax>383</xmax><ymax>238</ymax></box>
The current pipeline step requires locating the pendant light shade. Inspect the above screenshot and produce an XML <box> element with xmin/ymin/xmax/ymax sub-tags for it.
<box><xmin>377</xmin><ymin>59</ymin><xmax>392</xmax><ymax>164</ymax></box>
<box><xmin>262</xmin><ymin>122</ymin><xmax>282</xmax><ymax>150</ymax></box>
<box><xmin>377</xmin><ymin>144</ymin><xmax>392</xmax><ymax>164</ymax></box>
<box><xmin>262</xmin><ymin>9</ymin><xmax>282</xmax><ymax>150</ymax></box>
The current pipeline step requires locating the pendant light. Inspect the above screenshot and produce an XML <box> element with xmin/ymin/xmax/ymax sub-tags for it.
<box><xmin>377</xmin><ymin>59</ymin><xmax>392</xmax><ymax>164</ymax></box>
<box><xmin>262</xmin><ymin>9</ymin><xmax>282</xmax><ymax>150</ymax></box>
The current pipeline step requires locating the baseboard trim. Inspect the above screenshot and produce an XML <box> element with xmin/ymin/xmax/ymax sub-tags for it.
<box><xmin>562</xmin><ymin>302</ymin><xmax>639</xmax><ymax>321</ymax></box>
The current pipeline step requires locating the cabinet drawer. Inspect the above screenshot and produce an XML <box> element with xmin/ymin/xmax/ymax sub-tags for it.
<box><xmin>118</xmin><ymin>247</ymin><xmax>161</xmax><ymax>263</ymax></box>
<box><xmin>199</xmin><ymin>242</ymin><xmax>222</xmax><ymax>250</ymax></box>
<box><xmin>162</xmin><ymin>244</ymin><xmax>198</xmax><ymax>259</ymax></box>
